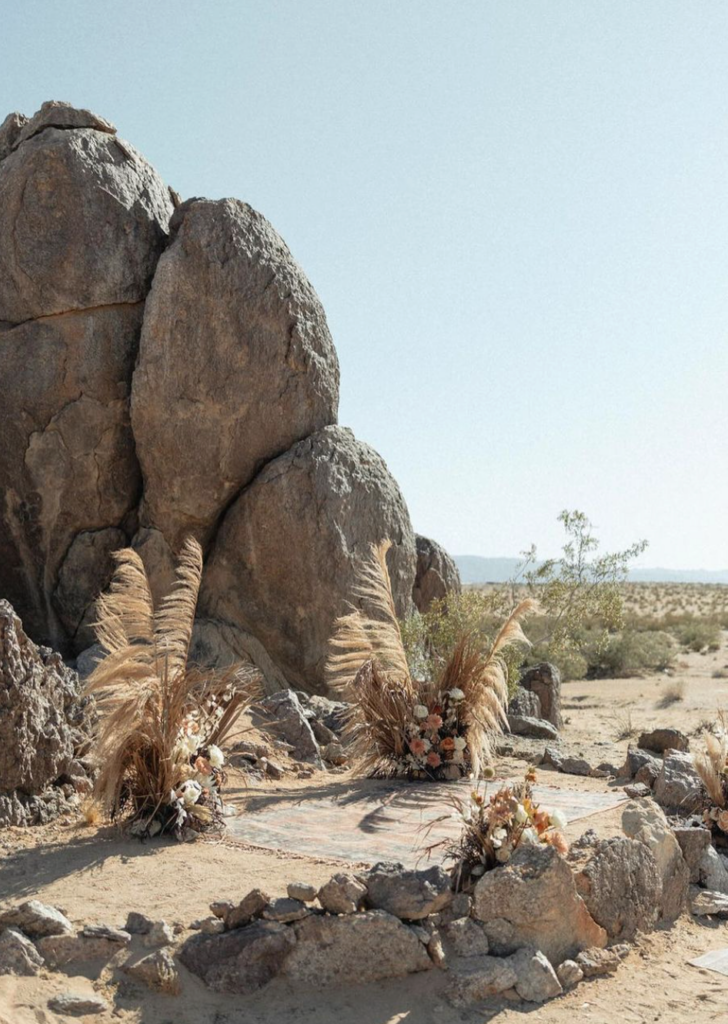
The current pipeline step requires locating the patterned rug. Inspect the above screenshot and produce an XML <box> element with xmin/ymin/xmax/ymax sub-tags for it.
<box><xmin>228</xmin><ymin>776</ymin><xmax>627</xmax><ymax>867</ymax></box>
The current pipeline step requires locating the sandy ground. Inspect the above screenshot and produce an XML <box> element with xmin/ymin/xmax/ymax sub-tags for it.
<box><xmin>1</xmin><ymin>634</ymin><xmax>727</xmax><ymax>1024</ymax></box>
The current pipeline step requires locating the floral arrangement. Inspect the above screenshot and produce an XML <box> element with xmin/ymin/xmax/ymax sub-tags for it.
<box><xmin>87</xmin><ymin>537</ymin><xmax>260</xmax><ymax>840</ymax></box>
<box><xmin>428</xmin><ymin>769</ymin><xmax>569</xmax><ymax>889</ymax></box>
<box><xmin>327</xmin><ymin>541</ymin><xmax>536</xmax><ymax>781</ymax></box>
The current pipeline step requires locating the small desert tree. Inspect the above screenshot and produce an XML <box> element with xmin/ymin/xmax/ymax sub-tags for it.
<box><xmin>86</xmin><ymin>537</ymin><xmax>259</xmax><ymax>839</ymax></box>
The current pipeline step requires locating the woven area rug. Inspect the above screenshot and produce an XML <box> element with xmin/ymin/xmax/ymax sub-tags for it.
<box><xmin>228</xmin><ymin>777</ymin><xmax>627</xmax><ymax>867</ymax></box>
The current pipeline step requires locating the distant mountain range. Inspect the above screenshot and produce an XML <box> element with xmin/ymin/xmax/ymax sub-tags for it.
<box><xmin>454</xmin><ymin>555</ymin><xmax>728</xmax><ymax>586</ymax></box>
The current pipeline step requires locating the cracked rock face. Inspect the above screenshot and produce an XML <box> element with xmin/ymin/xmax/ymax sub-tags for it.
<box><xmin>412</xmin><ymin>534</ymin><xmax>461</xmax><ymax>613</ymax></box>
<box><xmin>0</xmin><ymin>100</ymin><xmax>416</xmax><ymax>693</ymax></box>
<box><xmin>131</xmin><ymin>197</ymin><xmax>340</xmax><ymax>552</ymax></box>
<box><xmin>200</xmin><ymin>426</ymin><xmax>416</xmax><ymax>694</ymax></box>
<box><xmin>0</xmin><ymin>602</ymin><xmax>79</xmax><ymax>795</ymax></box>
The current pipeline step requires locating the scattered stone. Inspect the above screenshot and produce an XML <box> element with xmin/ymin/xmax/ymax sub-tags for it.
<box><xmin>81</xmin><ymin>924</ymin><xmax>131</xmax><ymax>944</ymax></box>
<box><xmin>673</xmin><ymin>825</ymin><xmax>712</xmax><ymax>884</ymax></box>
<box><xmin>653</xmin><ymin>751</ymin><xmax>704</xmax><ymax>814</ymax></box>
<box><xmin>0</xmin><ymin>927</ymin><xmax>44</xmax><ymax>975</ymax></box>
<box><xmin>622</xmin><ymin>801</ymin><xmax>689</xmax><ymax>921</ymax></box>
<box><xmin>508</xmin><ymin>688</ymin><xmax>542</xmax><ymax>719</ymax></box>
<box><xmin>426</xmin><ymin>929</ymin><xmax>446</xmax><ymax>968</ymax></box>
<box><xmin>262</xmin><ymin>898</ymin><xmax>310</xmax><ymax>924</ymax></box>
<box><xmin>0</xmin><ymin>900</ymin><xmax>72</xmax><ymax>938</ymax></box>
<box><xmin>224</xmin><ymin>889</ymin><xmax>270</xmax><ymax>930</ymax></box>
<box><xmin>509</xmin><ymin>947</ymin><xmax>563</xmax><ymax>1002</ymax></box>
<box><xmin>124</xmin><ymin>911</ymin><xmax>154</xmax><ymax>935</ymax></box>
<box><xmin>441</xmin><ymin>917</ymin><xmax>490</xmax><ymax>957</ymax></box>
<box><xmin>123</xmin><ymin>948</ymin><xmax>181</xmax><ymax>994</ymax></box>
<box><xmin>556</xmin><ymin>959</ymin><xmax>584</xmax><ymax>989</ymax></box>
<box><xmin>698</xmin><ymin>846</ymin><xmax>728</xmax><ymax>894</ymax></box>
<box><xmin>321</xmin><ymin>741</ymin><xmax>348</xmax><ymax>765</ymax></box>
<box><xmin>508</xmin><ymin>715</ymin><xmax>559</xmax><ymax>741</ymax></box>
<box><xmin>639</xmin><ymin>728</ymin><xmax>690</xmax><ymax>754</ymax></box>
<box><xmin>575</xmin><ymin>946</ymin><xmax>622</xmax><ymax>978</ymax></box>
<box><xmin>447</xmin><ymin>955</ymin><xmax>518</xmax><ymax>1007</ymax></box>
<box><xmin>472</xmin><ymin>844</ymin><xmax>607</xmax><ymax>965</ymax></box>
<box><xmin>624</xmin><ymin>782</ymin><xmax>652</xmax><ymax>799</ymax></box>
<box><xmin>364</xmin><ymin>862</ymin><xmax>453</xmax><ymax>921</ymax></box>
<box><xmin>690</xmin><ymin>887</ymin><xmax>728</xmax><ymax>918</ymax></box>
<box><xmin>199</xmin><ymin>916</ymin><xmax>225</xmax><ymax>935</ymax></box>
<box><xmin>143</xmin><ymin>920</ymin><xmax>175</xmax><ymax>947</ymax></box>
<box><xmin>209</xmin><ymin>900</ymin><xmax>234</xmax><ymax>920</ymax></box>
<box><xmin>318</xmin><ymin>873</ymin><xmax>367</xmax><ymax>915</ymax></box>
<box><xmin>37</xmin><ymin>932</ymin><xmax>128</xmax><ymax>966</ymax></box>
<box><xmin>262</xmin><ymin>759</ymin><xmax>285</xmax><ymax>780</ymax></box>
<box><xmin>635</xmin><ymin>761</ymin><xmax>660</xmax><ymax>788</ymax></box>
<box><xmin>180</xmin><ymin>920</ymin><xmax>296</xmax><ymax>994</ymax></box>
<box><xmin>287</xmin><ymin>882</ymin><xmax>317</xmax><ymax>903</ymax></box>
<box><xmin>540</xmin><ymin>746</ymin><xmax>594</xmax><ymax>777</ymax></box>
<box><xmin>283</xmin><ymin>910</ymin><xmax>433</xmax><ymax>986</ymax></box>
<box><xmin>574</xmin><ymin>836</ymin><xmax>661</xmax><ymax>939</ymax></box>
<box><xmin>250</xmin><ymin>690</ymin><xmax>322</xmax><ymax>765</ymax></box>
<box><xmin>519</xmin><ymin>663</ymin><xmax>562</xmax><ymax>729</ymax></box>
<box><xmin>621</xmin><ymin>745</ymin><xmax>661</xmax><ymax>780</ymax></box>
<box><xmin>47</xmin><ymin>993</ymin><xmax>110</xmax><ymax>1016</ymax></box>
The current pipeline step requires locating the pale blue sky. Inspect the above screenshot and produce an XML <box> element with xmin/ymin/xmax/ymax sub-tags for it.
<box><xmin>3</xmin><ymin>2</ymin><xmax>727</xmax><ymax>568</ymax></box>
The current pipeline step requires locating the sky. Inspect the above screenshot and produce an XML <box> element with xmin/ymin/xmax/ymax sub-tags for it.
<box><xmin>2</xmin><ymin>2</ymin><xmax>727</xmax><ymax>569</ymax></box>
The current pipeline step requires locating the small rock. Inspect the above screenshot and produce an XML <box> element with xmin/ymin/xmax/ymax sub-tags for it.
<box><xmin>0</xmin><ymin>927</ymin><xmax>44</xmax><ymax>975</ymax></box>
<box><xmin>638</xmin><ymin>728</ymin><xmax>690</xmax><ymax>754</ymax></box>
<box><xmin>262</xmin><ymin>897</ymin><xmax>310</xmax><ymax>924</ymax></box>
<box><xmin>508</xmin><ymin>687</ymin><xmax>542</xmax><ymax>719</ymax></box>
<box><xmin>143</xmin><ymin>920</ymin><xmax>175</xmax><ymax>947</ymax></box>
<box><xmin>624</xmin><ymin>782</ymin><xmax>652</xmax><ymax>799</ymax></box>
<box><xmin>200</xmin><ymin>916</ymin><xmax>225</xmax><ymax>935</ymax></box>
<box><xmin>318</xmin><ymin>873</ymin><xmax>367</xmax><ymax>915</ymax></box>
<box><xmin>180</xmin><ymin>919</ymin><xmax>295</xmax><ymax>994</ymax></box>
<box><xmin>82</xmin><ymin>924</ymin><xmax>131</xmax><ymax>944</ymax></box>
<box><xmin>37</xmin><ymin>932</ymin><xmax>128</xmax><ymax>966</ymax></box>
<box><xmin>575</xmin><ymin>947</ymin><xmax>622</xmax><ymax>978</ymax></box>
<box><xmin>573</xmin><ymin>836</ymin><xmax>661</xmax><ymax>939</ymax></box>
<box><xmin>556</xmin><ymin>959</ymin><xmax>584</xmax><ymax>989</ymax></box>
<box><xmin>621</xmin><ymin>745</ymin><xmax>660</xmax><ymax>780</ymax></box>
<box><xmin>622</xmin><ymin>801</ymin><xmax>690</xmax><ymax>922</ymax></box>
<box><xmin>321</xmin><ymin>741</ymin><xmax>348</xmax><ymax>765</ymax></box>
<box><xmin>447</xmin><ymin>955</ymin><xmax>518</xmax><ymax>1007</ymax></box>
<box><xmin>426</xmin><ymin>930</ymin><xmax>446</xmax><ymax>968</ymax></box>
<box><xmin>690</xmin><ymin>887</ymin><xmax>728</xmax><ymax>918</ymax></box>
<box><xmin>125</xmin><ymin>911</ymin><xmax>154</xmax><ymax>934</ymax></box>
<box><xmin>635</xmin><ymin>761</ymin><xmax>660</xmax><ymax>787</ymax></box>
<box><xmin>509</xmin><ymin>947</ymin><xmax>563</xmax><ymax>1002</ymax></box>
<box><xmin>0</xmin><ymin>900</ymin><xmax>72</xmax><ymax>937</ymax></box>
<box><xmin>364</xmin><ymin>862</ymin><xmax>453</xmax><ymax>921</ymax></box>
<box><xmin>123</xmin><ymin>948</ymin><xmax>181</xmax><ymax>994</ymax></box>
<box><xmin>519</xmin><ymin>663</ymin><xmax>562</xmax><ymax>728</ymax></box>
<box><xmin>507</xmin><ymin>715</ymin><xmax>559</xmax><ymax>741</ymax></box>
<box><xmin>441</xmin><ymin>916</ymin><xmax>490</xmax><ymax>957</ymax></box>
<box><xmin>224</xmin><ymin>889</ymin><xmax>270</xmax><ymax>930</ymax></box>
<box><xmin>262</xmin><ymin>759</ymin><xmax>285</xmax><ymax>779</ymax></box>
<box><xmin>698</xmin><ymin>846</ymin><xmax>728</xmax><ymax>894</ymax></box>
<box><xmin>653</xmin><ymin>751</ymin><xmax>704</xmax><ymax>814</ymax></box>
<box><xmin>47</xmin><ymin>993</ymin><xmax>110</xmax><ymax>1016</ymax></box>
<box><xmin>210</xmin><ymin>900</ymin><xmax>234</xmax><ymax>920</ymax></box>
<box><xmin>287</xmin><ymin>882</ymin><xmax>317</xmax><ymax>903</ymax></box>
<box><xmin>673</xmin><ymin>826</ymin><xmax>712</xmax><ymax>884</ymax></box>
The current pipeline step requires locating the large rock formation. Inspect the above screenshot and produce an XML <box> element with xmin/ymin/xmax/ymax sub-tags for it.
<box><xmin>0</xmin><ymin>600</ymin><xmax>93</xmax><ymax>827</ymax></box>
<box><xmin>0</xmin><ymin>101</ymin><xmax>416</xmax><ymax>692</ymax></box>
<box><xmin>412</xmin><ymin>534</ymin><xmax>461</xmax><ymax>613</ymax></box>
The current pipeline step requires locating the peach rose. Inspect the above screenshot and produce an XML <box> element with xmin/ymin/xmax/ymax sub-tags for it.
<box><xmin>426</xmin><ymin>751</ymin><xmax>442</xmax><ymax>768</ymax></box>
<box><xmin>425</xmin><ymin>714</ymin><xmax>443</xmax><ymax>731</ymax></box>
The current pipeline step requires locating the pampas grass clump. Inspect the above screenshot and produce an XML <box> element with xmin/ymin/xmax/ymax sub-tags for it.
<box><xmin>86</xmin><ymin>537</ymin><xmax>260</xmax><ymax>839</ymax></box>
<box><xmin>328</xmin><ymin>541</ymin><xmax>536</xmax><ymax>780</ymax></box>
<box><xmin>695</xmin><ymin>713</ymin><xmax>728</xmax><ymax>835</ymax></box>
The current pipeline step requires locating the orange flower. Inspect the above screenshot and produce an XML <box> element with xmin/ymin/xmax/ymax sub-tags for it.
<box><xmin>410</xmin><ymin>738</ymin><xmax>428</xmax><ymax>756</ymax></box>
<box><xmin>194</xmin><ymin>756</ymin><xmax>212</xmax><ymax>775</ymax></box>
<box><xmin>426</xmin><ymin>751</ymin><xmax>441</xmax><ymax>768</ymax></box>
<box><xmin>532</xmin><ymin>809</ymin><xmax>550</xmax><ymax>834</ymax></box>
<box><xmin>718</xmin><ymin>810</ymin><xmax>728</xmax><ymax>833</ymax></box>
<box><xmin>543</xmin><ymin>830</ymin><xmax>569</xmax><ymax>855</ymax></box>
<box><xmin>440</xmin><ymin>737</ymin><xmax>456</xmax><ymax>751</ymax></box>
<box><xmin>425</xmin><ymin>714</ymin><xmax>443</xmax><ymax>731</ymax></box>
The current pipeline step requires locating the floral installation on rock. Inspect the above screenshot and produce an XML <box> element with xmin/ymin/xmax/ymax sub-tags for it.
<box><xmin>327</xmin><ymin>541</ymin><xmax>537</xmax><ymax>781</ymax></box>
<box><xmin>695</xmin><ymin>712</ymin><xmax>728</xmax><ymax>843</ymax></box>
<box><xmin>85</xmin><ymin>537</ymin><xmax>261</xmax><ymax>840</ymax></box>
<box><xmin>425</xmin><ymin>768</ymin><xmax>569</xmax><ymax>889</ymax></box>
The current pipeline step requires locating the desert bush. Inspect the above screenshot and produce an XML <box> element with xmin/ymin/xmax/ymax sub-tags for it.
<box><xmin>328</xmin><ymin>542</ymin><xmax>535</xmax><ymax>780</ymax></box>
<box><xmin>657</xmin><ymin>678</ymin><xmax>686</xmax><ymax>707</ymax></box>
<box><xmin>86</xmin><ymin>538</ymin><xmax>260</xmax><ymax>839</ymax></box>
<box><xmin>670</xmin><ymin>619</ymin><xmax>722</xmax><ymax>653</ymax></box>
<box><xmin>584</xmin><ymin>628</ymin><xmax>675</xmax><ymax>678</ymax></box>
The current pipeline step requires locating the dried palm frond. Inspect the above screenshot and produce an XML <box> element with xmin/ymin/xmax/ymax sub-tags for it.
<box><xmin>339</xmin><ymin>659</ymin><xmax>417</xmax><ymax>775</ymax></box>
<box><xmin>86</xmin><ymin>537</ymin><xmax>261</xmax><ymax>835</ymax></box>
<box><xmin>327</xmin><ymin>540</ymin><xmax>411</xmax><ymax>692</ymax></box>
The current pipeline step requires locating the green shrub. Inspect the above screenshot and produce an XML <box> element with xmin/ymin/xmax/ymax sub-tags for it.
<box><xmin>585</xmin><ymin>629</ymin><xmax>676</xmax><ymax>678</ymax></box>
<box><xmin>670</xmin><ymin>619</ymin><xmax>722</xmax><ymax>653</ymax></box>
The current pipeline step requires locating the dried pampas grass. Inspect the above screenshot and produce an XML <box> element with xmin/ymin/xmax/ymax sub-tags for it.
<box><xmin>328</xmin><ymin>541</ymin><xmax>536</xmax><ymax>779</ymax></box>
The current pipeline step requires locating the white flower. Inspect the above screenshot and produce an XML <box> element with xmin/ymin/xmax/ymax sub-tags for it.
<box><xmin>452</xmin><ymin>751</ymin><xmax>464</xmax><ymax>764</ymax></box>
<box><xmin>514</xmin><ymin>803</ymin><xmax>528</xmax><ymax>824</ymax></box>
<box><xmin>549</xmin><ymin>808</ymin><xmax>568</xmax><ymax>830</ymax></box>
<box><xmin>520</xmin><ymin>827</ymin><xmax>539</xmax><ymax>845</ymax></box>
<box><xmin>208</xmin><ymin>744</ymin><xmax>224</xmax><ymax>768</ymax></box>
<box><xmin>179</xmin><ymin>780</ymin><xmax>202</xmax><ymax>806</ymax></box>
<box><xmin>491</xmin><ymin>827</ymin><xmax>507</xmax><ymax>849</ymax></box>
<box><xmin>195</xmin><ymin>773</ymin><xmax>215</xmax><ymax>789</ymax></box>
<box><xmin>449</xmin><ymin>688</ymin><xmax>465</xmax><ymax>701</ymax></box>
<box><xmin>414</xmin><ymin>705</ymin><xmax>429</xmax><ymax>719</ymax></box>
<box><xmin>453</xmin><ymin>736</ymin><xmax>467</xmax><ymax>751</ymax></box>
